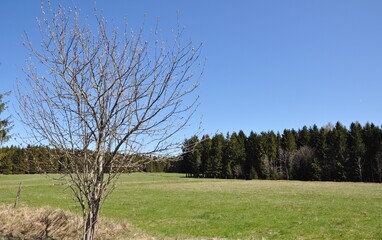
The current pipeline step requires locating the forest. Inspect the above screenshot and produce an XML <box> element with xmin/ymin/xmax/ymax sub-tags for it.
<box><xmin>1</xmin><ymin>121</ymin><xmax>382</xmax><ymax>183</ymax></box>
<box><xmin>0</xmin><ymin>145</ymin><xmax>176</xmax><ymax>174</ymax></box>
<box><xmin>180</xmin><ymin>122</ymin><xmax>382</xmax><ymax>183</ymax></box>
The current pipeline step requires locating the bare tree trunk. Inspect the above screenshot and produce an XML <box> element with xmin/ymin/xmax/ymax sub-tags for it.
<box><xmin>357</xmin><ymin>157</ymin><xmax>363</xmax><ymax>182</ymax></box>
<box><xmin>83</xmin><ymin>201</ymin><xmax>100</xmax><ymax>240</ymax></box>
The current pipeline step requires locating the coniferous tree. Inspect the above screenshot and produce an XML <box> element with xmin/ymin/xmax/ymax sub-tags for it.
<box><xmin>199</xmin><ymin>135</ymin><xmax>212</xmax><ymax>177</ymax></box>
<box><xmin>0</xmin><ymin>93</ymin><xmax>12</xmax><ymax>173</ymax></box>
<box><xmin>297</xmin><ymin>126</ymin><xmax>310</xmax><ymax>148</ymax></box>
<box><xmin>265</xmin><ymin>131</ymin><xmax>278</xmax><ymax>178</ymax></box>
<box><xmin>210</xmin><ymin>134</ymin><xmax>224</xmax><ymax>178</ymax></box>
<box><xmin>221</xmin><ymin>133</ymin><xmax>234</xmax><ymax>179</ymax></box>
<box><xmin>235</xmin><ymin>131</ymin><xmax>247</xmax><ymax>178</ymax></box>
<box><xmin>0</xmin><ymin>146</ymin><xmax>12</xmax><ymax>174</ymax></box>
<box><xmin>333</xmin><ymin>122</ymin><xmax>348</xmax><ymax>181</ymax></box>
<box><xmin>225</xmin><ymin>132</ymin><xmax>245</xmax><ymax>178</ymax></box>
<box><xmin>315</xmin><ymin>128</ymin><xmax>328</xmax><ymax>180</ymax></box>
<box><xmin>181</xmin><ymin>136</ymin><xmax>201</xmax><ymax>177</ymax></box>
<box><xmin>292</xmin><ymin>146</ymin><xmax>315</xmax><ymax>180</ymax></box>
<box><xmin>325</xmin><ymin>122</ymin><xmax>348</xmax><ymax>181</ymax></box>
<box><xmin>362</xmin><ymin>123</ymin><xmax>381</xmax><ymax>182</ymax></box>
<box><xmin>280</xmin><ymin>129</ymin><xmax>297</xmax><ymax>180</ymax></box>
<box><xmin>375</xmin><ymin>143</ymin><xmax>382</xmax><ymax>182</ymax></box>
<box><xmin>179</xmin><ymin>122</ymin><xmax>382</xmax><ymax>183</ymax></box>
<box><xmin>347</xmin><ymin>122</ymin><xmax>366</xmax><ymax>181</ymax></box>
<box><xmin>257</xmin><ymin>133</ymin><xmax>270</xmax><ymax>179</ymax></box>
<box><xmin>12</xmin><ymin>147</ymin><xmax>28</xmax><ymax>174</ymax></box>
<box><xmin>245</xmin><ymin>131</ymin><xmax>259</xmax><ymax>179</ymax></box>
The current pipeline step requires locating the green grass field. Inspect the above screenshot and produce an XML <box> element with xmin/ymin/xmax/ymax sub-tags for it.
<box><xmin>0</xmin><ymin>173</ymin><xmax>381</xmax><ymax>239</ymax></box>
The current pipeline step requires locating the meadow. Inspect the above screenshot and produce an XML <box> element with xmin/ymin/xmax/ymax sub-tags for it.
<box><xmin>0</xmin><ymin>173</ymin><xmax>381</xmax><ymax>239</ymax></box>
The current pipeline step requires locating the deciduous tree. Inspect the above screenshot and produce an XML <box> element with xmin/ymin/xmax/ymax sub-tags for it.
<box><xmin>18</xmin><ymin>2</ymin><xmax>202</xmax><ymax>239</ymax></box>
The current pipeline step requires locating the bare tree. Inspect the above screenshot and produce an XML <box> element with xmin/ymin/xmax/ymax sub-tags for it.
<box><xmin>17</xmin><ymin>2</ymin><xmax>202</xmax><ymax>239</ymax></box>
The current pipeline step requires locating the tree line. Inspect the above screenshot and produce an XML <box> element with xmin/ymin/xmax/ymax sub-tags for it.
<box><xmin>2</xmin><ymin>121</ymin><xmax>382</xmax><ymax>183</ymax></box>
<box><xmin>180</xmin><ymin>122</ymin><xmax>382</xmax><ymax>182</ymax></box>
<box><xmin>0</xmin><ymin>145</ymin><xmax>178</xmax><ymax>174</ymax></box>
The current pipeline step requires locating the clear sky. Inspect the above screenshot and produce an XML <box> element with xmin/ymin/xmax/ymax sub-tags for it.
<box><xmin>1</xmin><ymin>0</ymin><xmax>382</xmax><ymax>146</ymax></box>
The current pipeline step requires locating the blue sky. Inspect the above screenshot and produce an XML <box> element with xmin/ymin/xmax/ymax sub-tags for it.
<box><xmin>1</xmin><ymin>0</ymin><xmax>382</xmax><ymax>146</ymax></box>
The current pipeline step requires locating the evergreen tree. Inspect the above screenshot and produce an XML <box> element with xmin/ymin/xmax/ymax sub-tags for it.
<box><xmin>325</xmin><ymin>122</ymin><xmax>348</xmax><ymax>181</ymax></box>
<box><xmin>297</xmin><ymin>126</ymin><xmax>310</xmax><ymax>148</ymax></box>
<box><xmin>256</xmin><ymin>132</ymin><xmax>271</xmax><ymax>179</ymax></box>
<box><xmin>12</xmin><ymin>147</ymin><xmax>28</xmax><ymax>174</ymax></box>
<box><xmin>308</xmin><ymin>125</ymin><xmax>320</xmax><ymax>149</ymax></box>
<box><xmin>0</xmin><ymin>93</ymin><xmax>12</xmax><ymax>173</ymax></box>
<box><xmin>280</xmin><ymin>129</ymin><xmax>297</xmax><ymax>179</ymax></box>
<box><xmin>375</xmin><ymin>143</ymin><xmax>382</xmax><ymax>182</ymax></box>
<box><xmin>181</xmin><ymin>136</ymin><xmax>201</xmax><ymax>177</ymax></box>
<box><xmin>222</xmin><ymin>133</ymin><xmax>234</xmax><ymax>179</ymax></box>
<box><xmin>291</xmin><ymin>146</ymin><xmax>315</xmax><ymax>180</ymax></box>
<box><xmin>265</xmin><ymin>131</ymin><xmax>278</xmax><ymax>178</ymax></box>
<box><xmin>199</xmin><ymin>135</ymin><xmax>212</xmax><ymax>177</ymax></box>
<box><xmin>225</xmin><ymin>132</ymin><xmax>245</xmax><ymax>178</ymax></box>
<box><xmin>210</xmin><ymin>134</ymin><xmax>224</xmax><ymax>178</ymax></box>
<box><xmin>362</xmin><ymin>123</ymin><xmax>381</xmax><ymax>182</ymax></box>
<box><xmin>0</xmin><ymin>147</ymin><xmax>12</xmax><ymax>174</ymax></box>
<box><xmin>176</xmin><ymin>122</ymin><xmax>382</xmax><ymax>183</ymax></box>
<box><xmin>235</xmin><ymin>130</ymin><xmax>247</xmax><ymax>178</ymax></box>
<box><xmin>347</xmin><ymin>122</ymin><xmax>366</xmax><ymax>181</ymax></box>
<box><xmin>310</xmin><ymin>128</ymin><xmax>326</xmax><ymax>180</ymax></box>
<box><xmin>245</xmin><ymin>131</ymin><xmax>259</xmax><ymax>179</ymax></box>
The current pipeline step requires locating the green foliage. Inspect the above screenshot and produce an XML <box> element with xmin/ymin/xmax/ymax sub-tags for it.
<box><xmin>181</xmin><ymin>121</ymin><xmax>382</xmax><ymax>182</ymax></box>
<box><xmin>3</xmin><ymin>121</ymin><xmax>382</xmax><ymax>183</ymax></box>
<box><xmin>347</xmin><ymin>122</ymin><xmax>366</xmax><ymax>181</ymax></box>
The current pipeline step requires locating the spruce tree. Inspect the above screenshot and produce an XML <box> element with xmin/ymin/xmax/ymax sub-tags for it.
<box><xmin>200</xmin><ymin>135</ymin><xmax>212</xmax><ymax>177</ymax></box>
<box><xmin>362</xmin><ymin>123</ymin><xmax>381</xmax><ymax>182</ymax></box>
<box><xmin>280</xmin><ymin>129</ymin><xmax>297</xmax><ymax>179</ymax></box>
<box><xmin>347</xmin><ymin>122</ymin><xmax>366</xmax><ymax>181</ymax></box>
<box><xmin>265</xmin><ymin>131</ymin><xmax>278</xmax><ymax>177</ymax></box>
<box><xmin>297</xmin><ymin>126</ymin><xmax>310</xmax><ymax>148</ymax></box>
<box><xmin>210</xmin><ymin>134</ymin><xmax>224</xmax><ymax>178</ymax></box>
<box><xmin>245</xmin><ymin>131</ymin><xmax>259</xmax><ymax>179</ymax></box>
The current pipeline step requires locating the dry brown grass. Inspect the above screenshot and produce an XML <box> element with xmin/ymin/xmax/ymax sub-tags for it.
<box><xmin>0</xmin><ymin>205</ymin><xmax>151</xmax><ymax>240</ymax></box>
